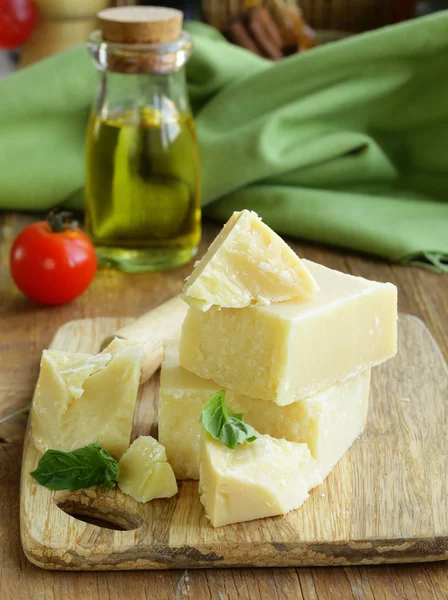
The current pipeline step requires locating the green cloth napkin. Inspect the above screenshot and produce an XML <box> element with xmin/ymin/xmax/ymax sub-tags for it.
<box><xmin>1</xmin><ymin>15</ymin><xmax>448</xmax><ymax>271</ymax></box>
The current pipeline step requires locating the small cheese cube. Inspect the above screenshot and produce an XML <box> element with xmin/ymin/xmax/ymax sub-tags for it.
<box><xmin>182</xmin><ymin>210</ymin><xmax>318</xmax><ymax>311</ymax></box>
<box><xmin>180</xmin><ymin>260</ymin><xmax>397</xmax><ymax>405</ymax></box>
<box><xmin>158</xmin><ymin>341</ymin><xmax>370</xmax><ymax>480</ymax></box>
<box><xmin>199</xmin><ymin>432</ymin><xmax>322</xmax><ymax>527</ymax></box>
<box><xmin>31</xmin><ymin>338</ymin><xmax>142</xmax><ymax>459</ymax></box>
<box><xmin>118</xmin><ymin>436</ymin><xmax>178</xmax><ymax>503</ymax></box>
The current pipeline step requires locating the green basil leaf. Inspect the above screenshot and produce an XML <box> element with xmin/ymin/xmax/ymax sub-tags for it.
<box><xmin>30</xmin><ymin>442</ymin><xmax>119</xmax><ymax>491</ymax></box>
<box><xmin>200</xmin><ymin>390</ymin><xmax>259</xmax><ymax>449</ymax></box>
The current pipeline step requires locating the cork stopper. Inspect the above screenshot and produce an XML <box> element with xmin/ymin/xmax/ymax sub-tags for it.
<box><xmin>98</xmin><ymin>6</ymin><xmax>183</xmax><ymax>45</ymax></box>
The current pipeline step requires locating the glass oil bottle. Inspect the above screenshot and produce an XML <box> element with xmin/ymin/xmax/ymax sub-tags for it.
<box><xmin>85</xmin><ymin>7</ymin><xmax>201</xmax><ymax>272</ymax></box>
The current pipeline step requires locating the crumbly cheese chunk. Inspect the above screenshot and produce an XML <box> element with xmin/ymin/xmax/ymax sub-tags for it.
<box><xmin>31</xmin><ymin>338</ymin><xmax>142</xmax><ymax>459</ymax></box>
<box><xmin>180</xmin><ymin>260</ymin><xmax>397</xmax><ymax>405</ymax></box>
<box><xmin>159</xmin><ymin>341</ymin><xmax>370</xmax><ymax>480</ymax></box>
<box><xmin>182</xmin><ymin>210</ymin><xmax>319</xmax><ymax>311</ymax></box>
<box><xmin>199</xmin><ymin>433</ymin><xmax>322</xmax><ymax>527</ymax></box>
<box><xmin>118</xmin><ymin>436</ymin><xmax>178</xmax><ymax>503</ymax></box>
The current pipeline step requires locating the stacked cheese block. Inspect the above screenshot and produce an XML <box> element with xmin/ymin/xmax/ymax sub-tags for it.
<box><xmin>30</xmin><ymin>209</ymin><xmax>397</xmax><ymax>522</ymax></box>
<box><xmin>159</xmin><ymin>210</ymin><xmax>398</xmax><ymax>527</ymax></box>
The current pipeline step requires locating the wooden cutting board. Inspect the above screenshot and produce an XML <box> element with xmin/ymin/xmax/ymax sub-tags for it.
<box><xmin>20</xmin><ymin>314</ymin><xmax>448</xmax><ymax>571</ymax></box>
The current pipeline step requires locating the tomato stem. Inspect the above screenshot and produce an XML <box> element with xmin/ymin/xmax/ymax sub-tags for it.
<box><xmin>46</xmin><ymin>209</ymin><xmax>79</xmax><ymax>233</ymax></box>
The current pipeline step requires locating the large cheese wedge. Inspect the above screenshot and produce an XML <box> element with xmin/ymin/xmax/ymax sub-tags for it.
<box><xmin>182</xmin><ymin>210</ymin><xmax>318</xmax><ymax>311</ymax></box>
<box><xmin>180</xmin><ymin>260</ymin><xmax>397</xmax><ymax>405</ymax></box>
<box><xmin>118</xmin><ymin>436</ymin><xmax>178</xmax><ymax>503</ymax></box>
<box><xmin>159</xmin><ymin>341</ymin><xmax>370</xmax><ymax>480</ymax></box>
<box><xmin>31</xmin><ymin>338</ymin><xmax>142</xmax><ymax>459</ymax></box>
<box><xmin>199</xmin><ymin>432</ymin><xmax>322</xmax><ymax>527</ymax></box>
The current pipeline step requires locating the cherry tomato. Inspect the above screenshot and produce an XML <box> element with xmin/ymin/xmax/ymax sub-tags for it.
<box><xmin>10</xmin><ymin>210</ymin><xmax>97</xmax><ymax>306</ymax></box>
<box><xmin>0</xmin><ymin>0</ymin><xmax>38</xmax><ymax>50</ymax></box>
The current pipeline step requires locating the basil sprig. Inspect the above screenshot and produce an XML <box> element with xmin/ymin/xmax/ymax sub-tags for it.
<box><xmin>30</xmin><ymin>442</ymin><xmax>119</xmax><ymax>491</ymax></box>
<box><xmin>200</xmin><ymin>390</ymin><xmax>258</xmax><ymax>450</ymax></box>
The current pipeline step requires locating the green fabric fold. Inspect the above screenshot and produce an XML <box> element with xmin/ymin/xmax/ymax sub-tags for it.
<box><xmin>0</xmin><ymin>15</ymin><xmax>447</xmax><ymax>270</ymax></box>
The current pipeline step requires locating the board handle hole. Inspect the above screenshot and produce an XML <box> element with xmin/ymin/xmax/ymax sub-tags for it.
<box><xmin>56</xmin><ymin>494</ymin><xmax>143</xmax><ymax>531</ymax></box>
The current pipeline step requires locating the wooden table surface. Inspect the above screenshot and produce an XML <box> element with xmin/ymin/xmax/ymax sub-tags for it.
<box><xmin>1</xmin><ymin>213</ymin><xmax>447</xmax><ymax>600</ymax></box>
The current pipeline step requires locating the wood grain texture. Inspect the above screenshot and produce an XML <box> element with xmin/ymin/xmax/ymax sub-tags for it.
<box><xmin>1</xmin><ymin>213</ymin><xmax>447</xmax><ymax>598</ymax></box>
<box><xmin>19</xmin><ymin>313</ymin><xmax>448</xmax><ymax>570</ymax></box>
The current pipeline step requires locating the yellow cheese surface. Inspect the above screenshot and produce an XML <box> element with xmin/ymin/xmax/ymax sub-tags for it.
<box><xmin>180</xmin><ymin>260</ymin><xmax>397</xmax><ymax>405</ymax></box>
<box><xmin>159</xmin><ymin>341</ymin><xmax>370</xmax><ymax>480</ymax></box>
<box><xmin>31</xmin><ymin>338</ymin><xmax>142</xmax><ymax>459</ymax></box>
<box><xmin>118</xmin><ymin>436</ymin><xmax>178</xmax><ymax>503</ymax></box>
<box><xmin>182</xmin><ymin>210</ymin><xmax>318</xmax><ymax>311</ymax></box>
<box><xmin>199</xmin><ymin>432</ymin><xmax>322</xmax><ymax>527</ymax></box>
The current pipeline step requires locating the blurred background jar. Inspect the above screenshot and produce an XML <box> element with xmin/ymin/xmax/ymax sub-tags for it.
<box><xmin>84</xmin><ymin>7</ymin><xmax>201</xmax><ymax>272</ymax></box>
<box><xmin>19</xmin><ymin>0</ymin><xmax>111</xmax><ymax>67</ymax></box>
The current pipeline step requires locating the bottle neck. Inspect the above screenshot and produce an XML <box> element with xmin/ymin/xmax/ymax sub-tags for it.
<box><xmin>93</xmin><ymin>67</ymin><xmax>191</xmax><ymax>122</ymax></box>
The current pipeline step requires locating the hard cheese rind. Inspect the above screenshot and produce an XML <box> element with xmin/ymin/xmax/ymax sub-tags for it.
<box><xmin>199</xmin><ymin>432</ymin><xmax>322</xmax><ymax>528</ymax></box>
<box><xmin>118</xmin><ymin>436</ymin><xmax>178</xmax><ymax>503</ymax></box>
<box><xmin>180</xmin><ymin>259</ymin><xmax>397</xmax><ymax>405</ymax></box>
<box><xmin>31</xmin><ymin>338</ymin><xmax>142</xmax><ymax>459</ymax></box>
<box><xmin>182</xmin><ymin>210</ymin><xmax>318</xmax><ymax>311</ymax></box>
<box><xmin>159</xmin><ymin>341</ymin><xmax>370</xmax><ymax>480</ymax></box>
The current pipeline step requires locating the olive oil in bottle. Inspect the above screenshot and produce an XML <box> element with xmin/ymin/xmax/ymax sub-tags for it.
<box><xmin>85</xmin><ymin>7</ymin><xmax>201</xmax><ymax>272</ymax></box>
<box><xmin>85</xmin><ymin>106</ymin><xmax>200</xmax><ymax>271</ymax></box>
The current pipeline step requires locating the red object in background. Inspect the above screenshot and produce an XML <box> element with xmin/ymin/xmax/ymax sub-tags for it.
<box><xmin>10</xmin><ymin>210</ymin><xmax>97</xmax><ymax>306</ymax></box>
<box><xmin>0</xmin><ymin>0</ymin><xmax>38</xmax><ymax>49</ymax></box>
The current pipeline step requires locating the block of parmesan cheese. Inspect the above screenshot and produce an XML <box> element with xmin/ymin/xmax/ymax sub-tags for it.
<box><xmin>31</xmin><ymin>338</ymin><xmax>142</xmax><ymax>459</ymax></box>
<box><xmin>182</xmin><ymin>210</ymin><xmax>318</xmax><ymax>311</ymax></box>
<box><xmin>118</xmin><ymin>436</ymin><xmax>178</xmax><ymax>503</ymax></box>
<box><xmin>199</xmin><ymin>432</ymin><xmax>322</xmax><ymax>527</ymax></box>
<box><xmin>158</xmin><ymin>341</ymin><xmax>370</xmax><ymax>480</ymax></box>
<box><xmin>180</xmin><ymin>260</ymin><xmax>397</xmax><ymax>405</ymax></box>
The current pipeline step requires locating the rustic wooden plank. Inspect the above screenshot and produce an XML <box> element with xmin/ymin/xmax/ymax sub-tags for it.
<box><xmin>1</xmin><ymin>436</ymin><xmax>447</xmax><ymax>599</ymax></box>
<box><xmin>18</xmin><ymin>313</ymin><xmax>448</xmax><ymax>570</ymax></box>
<box><xmin>1</xmin><ymin>213</ymin><xmax>447</xmax><ymax>598</ymax></box>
